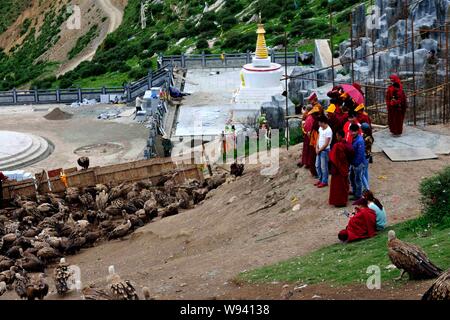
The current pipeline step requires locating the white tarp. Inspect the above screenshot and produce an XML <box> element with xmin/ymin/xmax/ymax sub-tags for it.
<box><xmin>3</xmin><ymin>170</ymin><xmax>33</xmax><ymax>181</ymax></box>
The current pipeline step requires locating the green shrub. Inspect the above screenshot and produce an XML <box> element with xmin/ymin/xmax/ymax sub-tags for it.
<box><xmin>149</xmin><ymin>39</ymin><xmax>168</xmax><ymax>53</ymax></box>
<box><xmin>420</xmin><ymin>166</ymin><xmax>450</xmax><ymax>223</ymax></box>
<box><xmin>128</xmin><ymin>67</ymin><xmax>148</xmax><ymax>80</ymax></box>
<box><xmin>300</xmin><ymin>8</ymin><xmax>315</xmax><ymax>20</ymax></box>
<box><xmin>221</xmin><ymin>16</ymin><xmax>238</xmax><ymax>29</ymax></box>
<box><xmin>140</xmin><ymin>59</ymin><xmax>153</xmax><ymax>69</ymax></box>
<box><xmin>196</xmin><ymin>38</ymin><xmax>209</xmax><ymax>50</ymax></box>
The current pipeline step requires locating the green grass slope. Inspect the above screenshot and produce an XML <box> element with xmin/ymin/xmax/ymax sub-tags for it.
<box><xmin>0</xmin><ymin>0</ymin><xmax>362</xmax><ymax>90</ymax></box>
<box><xmin>238</xmin><ymin>166</ymin><xmax>450</xmax><ymax>287</ymax></box>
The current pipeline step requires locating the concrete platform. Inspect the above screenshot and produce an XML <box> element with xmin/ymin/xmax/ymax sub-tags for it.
<box><xmin>0</xmin><ymin>131</ymin><xmax>53</xmax><ymax>171</ymax></box>
<box><xmin>382</xmin><ymin>147</ymin><xmax>438</xmax><ymax>162</ymax></box>
<box><xmin>373</xmin><ymin>126</ymin><xmax>450</xmax><ymax>161</ymax></box>
<box><xmin>175</xmin><ymin>104</ymin><xmax>260</xmax><ymax>137</ymax></box>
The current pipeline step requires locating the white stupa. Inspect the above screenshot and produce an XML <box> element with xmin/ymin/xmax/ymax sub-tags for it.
<box><xmin>234</xmin><ymin>19</ymin><xmax>284</xmax><ymax>104</ymax></box>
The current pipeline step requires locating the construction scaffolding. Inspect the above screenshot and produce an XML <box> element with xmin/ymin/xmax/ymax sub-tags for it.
<box><xmin>290</xmin><ymin>2</ymin><xmax>450</xmax><ymax>127</ymax></box>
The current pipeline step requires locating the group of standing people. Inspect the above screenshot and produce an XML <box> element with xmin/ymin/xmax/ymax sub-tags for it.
<box><xmin>298</xmin><ymin>78</ymin><xmax>401</xmax><ymax>243</ymax></box>
<box><xmin>298</xmin><ymin>85</ymin><xmax>374</xmax><ymax>207</ymax></box>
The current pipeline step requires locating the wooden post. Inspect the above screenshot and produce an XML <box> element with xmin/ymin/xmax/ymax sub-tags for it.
<box><xmin>56</xmin><ymin>88</ymin><xmax>61</xmax><ymax>102</ymax></box>
<box><xmin>246</xmin><ymin>50</ymin><xmax>251</xmax><ymax>63</ymax></box>
<box><xmin>77</xmin><ymin>87</ymin><xmax>82</xmax><ymax>102</ymax></box>
<box><xmin>202</xmin><ymin>51</ymin><xmax>206</xmax><ymax>67</ymax></box>
<box><xmin>102</xmin><ymin>86</ymin><xmax>106</xmax><ymax>94</ymax></box>
<box><xmin>270</xmin><ymin>48</ymin><xmax>275</xmax><ymax>63</ymax></box>
<box><xmin>223</xmin><ymin>53</ymin><xmax>227</xmax><ymax>66</ymax></box>
<box><xmin>295</xmin><ymin>50</ymin><xmax>299</xmax><ymax>65</ymax></box>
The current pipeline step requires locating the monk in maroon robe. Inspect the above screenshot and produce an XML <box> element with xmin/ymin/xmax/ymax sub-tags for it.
<box><xmin>386</xmin><ymin>74</ymin><xmax>407</xmax><ymax>135</ymax></box>
<box><xmin>299</xmin><ymin>111</ymin><xmax>314</xmax><ymax>169</ymax></box>
<box><xmin>329</xmin><ymin>130</ymin><xmax>354</xmax><ymax>207</ymax></box>
<box><xmin>338</xmin><ymin>198</ymin><xmax>377</xmax><ymax>242</ymax></box>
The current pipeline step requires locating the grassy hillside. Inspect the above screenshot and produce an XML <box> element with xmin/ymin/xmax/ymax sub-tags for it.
<box><xmin>0</xmin><ymin>2</ymin><xmax>69</xmax><ymax>90</ymax></box>
<box><xmin>54</xmin><ymin>0</ymin><xmax>359</xmax><ymax>89</ymax></box>
<box><xmin>0</xmin><ymin>0</ymin><xmax>362</xmax><ymax>90</ymax></box>
<box><xmin>0</xmin><ymin>0</ymin><xmax>32</xmax><ymax>34</ymax></box>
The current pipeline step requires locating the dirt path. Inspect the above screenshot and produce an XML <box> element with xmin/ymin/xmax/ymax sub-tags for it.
<box><xmin>2</xmin><ymin>141</ymin><xmax>448</xmax><ymax>300</ymax></box>
<box><xmin>56</xmin><ymin>0</ymin><xmax>124</xmax><ymax>77</ymax></box>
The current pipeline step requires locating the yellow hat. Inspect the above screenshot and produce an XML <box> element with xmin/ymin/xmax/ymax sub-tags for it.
<box><xmin>326</xmin><ymin>103</ymin><xmax>336</xmax><ymax>113</ymax></box>
<box><xmin>355</xmin><ymin>104</ymin><xmax>365</xmax><ymax>112</ymax></box>
<box><xmin>308</xmin><ymin>105</ymin><xmax>321</xmax><ymax>115</ymax></box>
<box><xmin>340</xmin><ymin>92</ymin><xmax>349</xmax><ymax>100</ymax></box>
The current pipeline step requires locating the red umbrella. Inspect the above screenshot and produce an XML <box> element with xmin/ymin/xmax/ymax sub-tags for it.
<box><xmin>339</xmin><ymin>84</ymin><xmax>365</xmax><ymax>105</ymax></box>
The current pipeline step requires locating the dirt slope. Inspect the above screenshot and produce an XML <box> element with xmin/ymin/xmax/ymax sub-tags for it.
<box><xmin>55</xmin><ymin>0</ymin><xmax>126</xmax><ymax>76</ymax></box>
<box><xmin>0</xmin><ymin>0</ymin><xmax>127</xmax><ymax>77</ymax></box>
<box><xmin>2</xmin><ymin>142</ymin><xmax>448</xmax><ymax>300</ymax></box>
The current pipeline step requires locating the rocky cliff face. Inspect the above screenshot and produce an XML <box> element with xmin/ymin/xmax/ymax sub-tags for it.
<box><xmin>289</xmin><ymin>0</ymin><xmax>450</xmax><ymax>105</ymax></box>
<box><xmin>340</xmin><ymin>0</ymin><xmax>450</xmax><ymax>83</ymax></box>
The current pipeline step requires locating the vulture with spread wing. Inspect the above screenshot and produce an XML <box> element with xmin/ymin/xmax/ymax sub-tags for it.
<box><xmin>422</xmin><ymin>269</ymin><xmax>450</xmax><ymax>300</ymax></box>
<box><xmin>77</xmin><ymin>157</ymin><xmax>90</xmax><ymax>170</ymax></box>
<box><xmin>387</xmin><ymin>230</ymin><xmax>442</xmax><ymax>280</ymax></box>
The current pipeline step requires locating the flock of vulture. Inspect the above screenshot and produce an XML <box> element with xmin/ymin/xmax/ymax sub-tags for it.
<box><xmin>387</xmin><ymin>230</ymin><xmax>449</xmax><ymax>300</ymax></box>
<box><xmin>0</xmin><ymin>170</ymin><xmax>229</xmax><ymax>300</ymax></box>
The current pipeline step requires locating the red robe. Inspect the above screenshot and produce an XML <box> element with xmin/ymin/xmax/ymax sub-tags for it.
<box><xmin>386</xmin><ymin>75</ymin><xmax>407</xmax><ymax>135</ymax></box>
<box><xmin>339</xmin><ymin>207</ymin><xmax>377</xmax><ymax>242</ymax></box>
<box><xmin>357</xmin><ymin>112</ymin><xmax>372</xmax><ymax>127</ymax></box>
<box><xmin>329</xmin><ymin>141</ymin><xmax>354</xmax><ymax>206</ymax></box>
<box><xmin>336</xmin><ymin>111</ymin><xmax>348</xmax><ymax>132</ymax></box>
<box><xmin>300</xmin><ymin>115</ymin><xmax>315</xmax><ymax>168</ymax></box>
<box><xmin>308</xmin><ymin>117</ymin><xmax>319</xmax><ymax>177</ymax></box>
<box><xmin>343</xmin><ymin>121</ymin><xmax>362</xmax><ymax>144</ymax></box>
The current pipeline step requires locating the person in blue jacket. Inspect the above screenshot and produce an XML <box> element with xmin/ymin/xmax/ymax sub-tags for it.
<box><xmin>349</xmin><ymin>123</ymin><xmax>367</xmax><ymax>200</ymax></box>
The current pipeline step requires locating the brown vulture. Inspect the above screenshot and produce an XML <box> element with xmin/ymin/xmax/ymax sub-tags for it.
<box><xmin>387</xmin><ymin>230</ymin><xmax>442</xmax><ymax>280</ymax></box>
<box><xmin>422</xmin><ymin>269</ymin><xmax>450</xmax><ymax>300</ymax></box>
<box><xmin>230</xmin><ymin>162</ymin><xmax>245</xmax><ymax>177</ymax></box>
<box><xmin>107</xmin><ymin>265</ymin><xmax>139</xmax><ymax>300</ymax></box>
<box><xmin>77</xmin><ymin>157</ymin><xmax>90</xmax><ymax>170</ymax></box>
<box><xmin>54</xmin><ymin>258</ymin><xmax>74</xmax><ymax>296</ymax></box>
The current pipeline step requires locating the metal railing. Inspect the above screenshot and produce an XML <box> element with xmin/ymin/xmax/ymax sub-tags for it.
<box><xmin>0</xmin><ymin>65</ymin><xmax>174</xmax><ymax>106</ymax></box>
<box><xmin>159</xmin><ymin>50</ymin><xmax>301</xmax><ymax>69</ymax></box>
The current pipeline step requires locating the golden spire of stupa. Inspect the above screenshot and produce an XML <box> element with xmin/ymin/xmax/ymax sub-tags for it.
<box><xmin>255</xmin><ymin>13</ymin><xmax>269</xmax><ymax>60</ymax></box>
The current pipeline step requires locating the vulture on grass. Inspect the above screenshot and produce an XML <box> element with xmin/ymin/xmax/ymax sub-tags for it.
<box><xmin>422</xmin><ymin>269</ymin><xmax>450</xmax><ymax>300</ymax></box>
<box><xmin>387</xmin><ymin>230</ymin><xmax>442</xmax><ymax>280</ymax></box>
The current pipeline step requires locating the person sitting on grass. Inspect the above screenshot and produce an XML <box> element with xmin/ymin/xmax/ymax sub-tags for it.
<box><xmin>363</xmin><ymin>190</ymin><xmax>387</xmax><ymax>231</ymax></box>
<box><xmin>338</xmin><ymin>197</ymin><xmax>377</xmax><ymax>243</ymax></box>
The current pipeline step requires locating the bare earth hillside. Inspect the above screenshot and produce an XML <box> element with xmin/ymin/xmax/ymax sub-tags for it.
<box><xmin>1</xmin><ymin>143</ymin><xmax>448</xmax><ymax>300</ymax></box>
<box><xmin>0</xmin><ymin>0</ymin><xmax>127</xmax><ymax>76</ymax></box>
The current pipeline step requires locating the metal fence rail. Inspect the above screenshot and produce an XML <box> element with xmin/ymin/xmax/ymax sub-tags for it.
<box><xmin>160</xmin><ymin>50</ymin><xmax>301</xmax><ymax>69</ymax></box>
<box><xmin>0</xmin><ymin>65</ymin><xmax>173</xmax><ymax>106</ymax></box>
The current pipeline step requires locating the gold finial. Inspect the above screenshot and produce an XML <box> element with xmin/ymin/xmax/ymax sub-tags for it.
<box><xmin>255</xmin><ymin>17</ymin><xmax>268</xmax><ymax>60</ymax></box>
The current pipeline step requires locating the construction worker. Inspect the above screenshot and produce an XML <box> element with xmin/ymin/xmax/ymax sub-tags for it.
<box><xmin>0</xmin><ymin>171</ymin><xmax>8</xmax><ymax>209</ymax></box>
